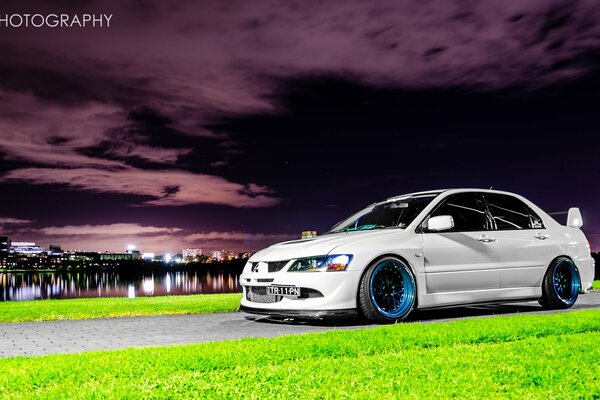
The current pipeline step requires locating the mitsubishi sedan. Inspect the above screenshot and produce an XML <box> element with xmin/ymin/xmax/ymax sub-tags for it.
<box><xmin>239</xmin><ymin>189</ymin><xmax>594</xmax><ymax>322</ymax></box>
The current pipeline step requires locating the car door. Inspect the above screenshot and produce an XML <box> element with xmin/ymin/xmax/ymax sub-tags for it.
<box><xmin>422</xmin><ymin>192</ymin><xmax>500</xmax><ymax>293</ymax></box>
<box><xmin>484</xmin><ymin>193</ymin><xmax>550</xmax><ymax>288</ymax></box>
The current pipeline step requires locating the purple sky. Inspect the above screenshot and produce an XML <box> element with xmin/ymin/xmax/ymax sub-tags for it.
<box><xmin>0</xmin><ymin>0</ymin><xmax>599</xmax><ymax>253</ymax></box>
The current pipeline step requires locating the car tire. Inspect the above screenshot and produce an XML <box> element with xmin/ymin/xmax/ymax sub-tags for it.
<box><xmin>539</xmin><ymin>257</ymin><xmax>581</xmax><ymax>309</ymax></box>
<box><xmin>358</xmin><ymin>256</ymin><xmax>416</xmax><ymax>323</ymax></box>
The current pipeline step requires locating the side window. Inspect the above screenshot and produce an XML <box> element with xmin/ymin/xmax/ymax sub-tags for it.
<box><xmin>486</xmin><ymin>194</ymin><xmax>538</xmax><ymax>230</ymax></box>
<box><xmin>430</xmin><ymin>193</ymin><xmax>488</xmax><ymax>232</ymax></box>
<box><xmin>528</xmin><ymin>207</ymin><xmax>545</xmax><ymax>229</ymax></box>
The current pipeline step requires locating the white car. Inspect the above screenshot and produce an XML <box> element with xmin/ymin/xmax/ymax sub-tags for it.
<box><xmin>239</xmin><ymin>189</ymin><xmax>594</xmax><ymax>322</ymax></box>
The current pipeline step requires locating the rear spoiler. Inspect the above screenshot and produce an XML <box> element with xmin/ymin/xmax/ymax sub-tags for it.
<box><xmin>567</xmin><ymin>208</ymin><xmax>583</xmax><ymax>228</ymax></box>
<box><xmin>548</xmin><ymin>208</ymin><xmax>583</xmax><ymax>228</ymax></box>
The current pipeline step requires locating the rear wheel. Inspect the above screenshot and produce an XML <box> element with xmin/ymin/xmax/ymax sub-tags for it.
<box><xmin>359</xmin><ymin>257</ymin><xmax>416</xmax><ymax>323</ymax></box>
<box><xmin>540</xmin><ymin>257</ymin><xmax>581</xmax><ymax>309</ymax></box>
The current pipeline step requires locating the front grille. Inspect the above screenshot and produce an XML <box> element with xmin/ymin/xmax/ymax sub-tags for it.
<box><xmin>246</xmin><ymin>286</ymin><xmax>282</xmax><ymax>303</ymax></box>
<box><xmin>268</xmin><ymin>261</ymin><xmax>288</xmax><ymax>273</ymax></box>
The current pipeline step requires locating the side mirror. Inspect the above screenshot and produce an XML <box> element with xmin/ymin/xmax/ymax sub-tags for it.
<box><xmin>427</xmin><ymin>215</ymin><xmax>454</xmax><ymax>232</ymax></box>
<box><xmin>567</xmin><ymin>207</ymin><xmax>583</xmax><ymax>228</ymax></box>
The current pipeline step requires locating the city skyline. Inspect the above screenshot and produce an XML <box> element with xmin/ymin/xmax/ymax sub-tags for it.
<box><xmin>0</xmin><ymin>234</ymin><xmax>254</xmax><ymax>270</ymax></box>
<box><xmin>1</xmin><ymin>236</ymin><xmax>251</xmax><ymax>258</ymax></box>
<box><xmin>0</xmin><ymin>1</ymin><xmax>599</xmax><ymax>252</ymax></box>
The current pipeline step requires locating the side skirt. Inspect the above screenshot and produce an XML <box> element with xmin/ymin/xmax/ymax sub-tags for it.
<box><xmin>418</xmin><ymin>287</ymin><xmax>542</xmax><ymax>309</ymax></box>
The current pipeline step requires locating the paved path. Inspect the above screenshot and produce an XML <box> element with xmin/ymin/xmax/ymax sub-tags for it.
<box><xmin>1</xmin><ymin>291</ymin><xmax>598</xmax><ymax>358</ymax></box>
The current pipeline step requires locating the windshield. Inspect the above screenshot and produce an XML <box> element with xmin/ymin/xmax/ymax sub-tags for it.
<box><xmin>327</xmin><ymin>194</ymin><xmax>438</xmax><ymax>233</ymax></box>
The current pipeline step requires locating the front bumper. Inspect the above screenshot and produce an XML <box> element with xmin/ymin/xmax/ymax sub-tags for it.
<box><xmin>239</xmin><ymin>304</ymin><xmax>358</xmax><ymax>319</ymax></box>
<box><xmin>240</xmin><ymin>269</ymin><xmax>361</xmax><ymax>312</ymax></box>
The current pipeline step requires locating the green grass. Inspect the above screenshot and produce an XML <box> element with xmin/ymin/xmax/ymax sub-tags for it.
<box><xmin>593</xmin><ymin>280</ymin><xmax>600</xmax><ymax>290</ymax></box>
<box><xmin>0</xmin><ymin>293</ymin><xmax>242</xmax><ymax>322</ymax></box>
<box><xmin>1</xmin><ymin>309</ymin><xmax>599</xmax><ymax>399</ymax></box>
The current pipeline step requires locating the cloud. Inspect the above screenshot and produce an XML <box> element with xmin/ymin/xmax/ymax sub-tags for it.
<box><xmin>0</xmin><ymin>89</ymin><xmax>197</xmax><ymax>166</ymax></box>
<box><xmin>39</xmin><ymin>223</ymin><xmax>182</xmax><ymax>236</ymax></box>
<box><xmin>2</xmin><ymin>1</ymin><xmax>598</xmax><ymax>135</ymax></box>
<box><xmin>0</xmin><ymin>90</ymin><xmax>128</xmax><ymax>168</ymax></box>
<box><xmin>105</xmin><ymin>143</ymin><xmax>192</xmax><ymax>164</ymax></box>
<box><xmin>1</xmin><ymin>167</ymin><xmax>279</xmax><ymax>207</ymax></box>
<box><xmin>181</xmin><ymin>231</ymin><xmax>298</xmax><ymax>253</ymax></box>
<box><xmin>0</xmin><ymin>89</ymin><xmax>280</xmax><ymax>207</ymax></box>
<box><xmin>0</xmin><ymin>217</ymin><xmax>33</xmax><ymax>225</ymax></box>
<box><xmin>18</xmin><ymin>223</ymin><xmax>186</xmax><ymax>253</ymax></box>
<box><xmin>184</xmin><ymin>231</ymin><xmax>296</xmax><ymax>242</ymax></box>
<box><xmin>12</xmin><ymin>221</ymin><xmax>293</xmax><ymax>253</ymax></box>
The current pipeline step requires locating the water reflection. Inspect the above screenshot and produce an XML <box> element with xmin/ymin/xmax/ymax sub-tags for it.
<box><xmin>0</xmin><ymin>270</ymin><xmax>241</xmax><ymax>301</ymax></box>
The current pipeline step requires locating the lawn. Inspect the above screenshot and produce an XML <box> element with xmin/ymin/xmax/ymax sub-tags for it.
<box><xmin>0</xmin><ymin>309</ymin><xmax>598</xmax><ymax>399</ymax></box>
<box><xmin>0</xmin><ymin>293</ymin><xmax>242</xmax><ymax>322</ymax></box>
<box><xmin>1</xmin><ymin>279</ymin><xmax>596</xmax><ymax>323</ymax></box>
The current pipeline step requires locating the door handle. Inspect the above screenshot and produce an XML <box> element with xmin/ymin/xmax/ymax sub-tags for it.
<box><xmin>477</xmin><ymin>235</ymin><xmax>496</xmax><ymax>243</ymax></box>
<box><xmin>534</xmin><ymin>232</ymin><xmax>549</xmax><ymax>240</ymax></box>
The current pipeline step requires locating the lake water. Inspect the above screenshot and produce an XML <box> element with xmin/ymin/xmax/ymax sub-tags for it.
<box><xmin>0</xmin><ymin>270</ymin><xmax>241</xmax><ymax>301</ymax></box>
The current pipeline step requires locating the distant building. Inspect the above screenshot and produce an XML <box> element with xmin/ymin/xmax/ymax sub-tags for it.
<box><xmin>211</xmin><ymin>250</ymin><xmax>222</xmax><ymax>261</ymax></box>
<box><xmin>10</xmin><ymin>241</ymin><xmax>45</xmax><ymax>255</ymax></box>
<box><xmin>99</xmin><ymin>252</ymin><xmax>133</xmax><ymax>261</ymax></box>
<box><xmin>0</xmin><ymin>236</ymin><xmax>9</xmax><ymax>268</ymax></box>
<box><xmin>211</xmin><ymin>250</ymin><xmax>235</xmax><ymax>262</ymax></box>
<box><xmin>48</xmin><ymin>245</ymin><xmax>63</xmax><ymax>255</ymax></box>
<box><xmin>183</xmin><ymin>248</ymin><xmax>203</xmax><ymax>262</ymax></box>
<box><xmin>301</xmin><ymin>231</ymin><xmax>317</xmax><ymax>239</ymax></box>
<box><xmin>6</xmin><ymin>241</ymin><xmax>62</xmax><ymax>268</ymax></box>
<box><xmin>46</xmin><ymin>245</ymin><xmax>64</xmax><ymax>267</ymax></box>
<box><xmin>0</xmin><ymin>236</ymin><xmax>9</xmax><ymax>258</ymax></box>
<box><xmin>65</xmin><ymin>251</ymin><xmax>98</xmax><ymax>262</ymax></box>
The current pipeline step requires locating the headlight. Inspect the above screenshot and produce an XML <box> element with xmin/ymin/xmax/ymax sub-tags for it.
<box><xmin>288</xmin><ymin>254</ymin><xmax>353</xmax><ymax>272</ymax></box>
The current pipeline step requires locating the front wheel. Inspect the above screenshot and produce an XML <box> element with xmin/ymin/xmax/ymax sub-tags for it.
<box><xmin>358</xmin><ymin>257</ymin><xmax>416</xmax><ymax>323</ymax></box>
<box><xmin>540</xmin><ymin>257</ymin><xmax>581</xmax><ymax>309</ymax></box>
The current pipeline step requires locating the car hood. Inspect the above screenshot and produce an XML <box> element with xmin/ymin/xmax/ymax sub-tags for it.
<box><xmin>250</xmin><ymin>229</ymin><xmax>404</xmax><ymax>262</ymax></box>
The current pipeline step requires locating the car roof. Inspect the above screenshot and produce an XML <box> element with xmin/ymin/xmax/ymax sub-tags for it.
<box><xmin>384</xmin><ymin>188</ymin><xmax>521</xmax><ymax>203</ymax></box>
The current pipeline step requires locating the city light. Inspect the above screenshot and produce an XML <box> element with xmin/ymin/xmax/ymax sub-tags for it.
<box><xmin>127</xmin><ymin>284</ymin><xmax>135</xmax><ymax>299</ymax></box>
<box><xmin>127</xmin><ymin>244</ymin><xmax>136</xmax><ymax>252</ymax></box>
<box><xmin>142</xmin><ymin>278</ymin><xmax>154</xmax><ymax>294</ymax></box>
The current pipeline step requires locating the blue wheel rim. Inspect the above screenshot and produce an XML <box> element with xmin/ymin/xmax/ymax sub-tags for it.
<box><xmin>552</xmin><ymin>259</ymin><xmax>581</xmax><ymax>305</ymax></box>
<box><xmin>369</xmin><ymin>259</ymin><xmax>415</xmax><ymax>318</ymax></box>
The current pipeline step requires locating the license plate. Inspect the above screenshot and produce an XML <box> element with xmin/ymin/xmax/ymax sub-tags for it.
<box><xmin>266</xmin><ymin>285</ymin><xmax>300</xmax><ymax>297</ymax></box>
